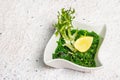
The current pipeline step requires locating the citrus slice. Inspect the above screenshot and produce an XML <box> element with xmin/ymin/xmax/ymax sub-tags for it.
<box><xmin>74</xmin><ymin>36</ymin><xmax>93</xmax><ymax>52</ymax></box>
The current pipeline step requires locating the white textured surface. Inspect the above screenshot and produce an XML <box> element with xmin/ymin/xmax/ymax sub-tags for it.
<box><xmin>0</xmin><ymin>0</ymin><xmax>120</xmax><ymax>80</ymax></box>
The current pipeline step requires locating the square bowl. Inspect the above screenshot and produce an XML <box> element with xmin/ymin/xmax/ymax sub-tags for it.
<box><xmin>44</xmin><ymin>21</ymin><xmax>107</xmax><ymax>72</ymax></box>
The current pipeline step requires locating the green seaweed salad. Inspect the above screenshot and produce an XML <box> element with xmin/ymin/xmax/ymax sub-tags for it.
<box><xmin>52</xmin><ymin>8</ymin><xmax>100</xmax><ymax>67</ymax></box>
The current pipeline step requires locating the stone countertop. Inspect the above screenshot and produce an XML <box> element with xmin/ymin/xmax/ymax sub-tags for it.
<box><xmin>0</xmin><ymin>0</ymin><xmax>120</xmax><ymax>80</ymax></box>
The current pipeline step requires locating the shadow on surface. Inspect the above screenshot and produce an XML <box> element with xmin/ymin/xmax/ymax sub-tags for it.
<box><xmin>36</xmin><ymin>23</ymin><xmax>55</xmax><ymax>68</ymax></box>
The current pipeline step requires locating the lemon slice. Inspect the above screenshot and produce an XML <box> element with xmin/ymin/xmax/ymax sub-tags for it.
<box><xmin>74</xmin><ymin>36</ymin><xmax>93</xmax><ymax>52</ymax></box>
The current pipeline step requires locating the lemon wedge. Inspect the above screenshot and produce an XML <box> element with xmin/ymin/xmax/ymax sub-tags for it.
<box><xmin>74</xmin><ymin>36</ymin><xmax>93</xmax><ymax>52</ymax></box>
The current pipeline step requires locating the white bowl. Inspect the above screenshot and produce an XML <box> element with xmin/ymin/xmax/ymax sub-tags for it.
<box><xmin>44</xmin><ymin>21</ymin><xmax>107</xmax><ymax>72</ymax></box>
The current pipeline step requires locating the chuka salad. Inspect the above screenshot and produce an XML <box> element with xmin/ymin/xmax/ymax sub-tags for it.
<box><xmin>52</xmin><ymin>8</ymin><xmax>100</xmax><ymax>67</ymax></box>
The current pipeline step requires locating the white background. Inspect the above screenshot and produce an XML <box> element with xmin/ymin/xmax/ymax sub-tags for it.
<box><xmin>0</xmin><ymin>0</ymin><xmax>120</xmax><ymax>80</ymax></box>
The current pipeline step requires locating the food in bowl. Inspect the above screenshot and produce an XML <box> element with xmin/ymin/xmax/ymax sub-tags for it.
<box><xmin>52</xmin><ymin>8</ymin><xmax>100</xmax><ymax>67</ymax></box>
